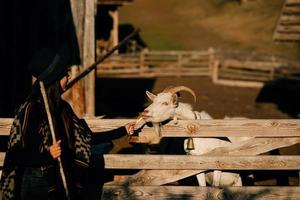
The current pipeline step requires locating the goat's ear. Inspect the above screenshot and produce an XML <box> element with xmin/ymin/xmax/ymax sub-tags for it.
<box><xmin>171</xmin><ymin>94</ymin><xmax>179</xmax><ymax>107</ymax></box>
<box><xmin>146</xmin><ymin>91</ymin><xmax>156</xmax><ymax>101</ymax></box>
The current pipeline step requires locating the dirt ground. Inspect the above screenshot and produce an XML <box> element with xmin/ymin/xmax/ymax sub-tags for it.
<box><xmin>96</xmin><ymin>76</ymin><xmax>300</xmax><ymax>186</ymax></box>
<box><xmin>149</xmin><ymin>77</ymin><xmax>293</xmax><ymax>119</ymax></box>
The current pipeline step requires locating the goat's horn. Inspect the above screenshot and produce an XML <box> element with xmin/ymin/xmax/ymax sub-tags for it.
<box><xmin>163</xmin><ymin>86</ymin><xmax>196</xmax><ymax>103</ymax></box>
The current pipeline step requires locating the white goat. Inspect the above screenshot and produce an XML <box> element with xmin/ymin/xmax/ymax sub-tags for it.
<box><xmin>139</xmin><ymin>86</ymin><xmax>247</xmax><ymax>187</ymax></box>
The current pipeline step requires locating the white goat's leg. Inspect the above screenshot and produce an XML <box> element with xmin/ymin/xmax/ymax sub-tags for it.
<box><xmin>212</xmin><ymin>170</ymin><xmax>222</xmax><ymax>187</ymax></box>
<box><xmin>196</xmin><ymin>173</ymin><xmax>206</xmax><ymax>186</ymax></box>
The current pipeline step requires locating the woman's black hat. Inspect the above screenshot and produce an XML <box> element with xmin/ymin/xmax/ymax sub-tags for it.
<box><xmin>29</xmin><ymin>46</ymin><xmax>70</xmax><ymax>90</ymax></box>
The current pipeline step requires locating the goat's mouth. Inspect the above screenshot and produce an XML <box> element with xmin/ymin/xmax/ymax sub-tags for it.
<box><xmin>140</xmin><ymin>114</ymin><xmax>151</xmax><ymax>121</ymax></box>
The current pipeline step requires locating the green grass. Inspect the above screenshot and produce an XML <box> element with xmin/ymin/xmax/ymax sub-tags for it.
<box><xmin>142</xmin><ymin>32</ymin><xmax>183</xmax><ymax>50</ymax></box>
<box><xmin>119</xmin><ymin>0</ymin><xmax>300</xmax><ymax>60</ymax></box>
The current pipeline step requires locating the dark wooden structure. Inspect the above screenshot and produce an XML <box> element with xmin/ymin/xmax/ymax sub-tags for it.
<box><xmin>65</xmin><ymin>0</ymin><xmax>133</xmax><ymax>117</ymax></box>
<box><xmin>273</xmin><ymin>0</ymin><xmax>300</xmax><ymax>42</ymax></box>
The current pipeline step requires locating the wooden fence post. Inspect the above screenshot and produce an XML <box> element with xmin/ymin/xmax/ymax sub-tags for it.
<box><xmin>140</xmin><ymin>51</ymin><xmax>145</xmax><ymax>76</ymax></box>
<box><xmin>83</xmin><ymin>0</ymin><xmax>96</xmax><ymax>117</ymax></box>
<box><xmin>177</xmin><ymin>53</ymin><xmax>182</xmax><ymax>77</ymax></box>
<box><xmin>208</xmin><ymin>47</ymin><xmax>215</xmax><ymax>77</ymax></box>
<box><xmin>211</xmin><ymin>59</ymin><xmax>220</xmax><ymax>84</ymax></box>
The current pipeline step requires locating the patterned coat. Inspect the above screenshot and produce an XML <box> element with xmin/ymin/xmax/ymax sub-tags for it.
<box><xmin>0</xmin><ymin>100</ymin><xmax>91</xmax><ymax>200</ymax></box>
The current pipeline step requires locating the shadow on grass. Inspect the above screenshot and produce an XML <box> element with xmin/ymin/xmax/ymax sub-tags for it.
<box><xmin>256</xmin><ymin>78</ymin><xmax>300</xmax><ymax>119</ymax></box>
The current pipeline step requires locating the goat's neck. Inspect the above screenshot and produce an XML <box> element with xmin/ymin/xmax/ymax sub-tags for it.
<box><xmin>174</xmin><ymin>103</ymin><xmax>251</xmax><ymax>143</ymax></box>
<box><xmin>174</xmin><ymin>103</ymin><xmax>197</xmax><ymax>120</ymax></box>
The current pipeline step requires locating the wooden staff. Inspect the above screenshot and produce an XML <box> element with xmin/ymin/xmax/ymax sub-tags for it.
<box><xmin>63</xmin><ymin>28</ymin><xmax>141</xmax><ymax>92</ymax></box>
<box><xmin>39</xmin><ymin>81</ymin><xmax>70</xmax><ymax>200</ymax></box>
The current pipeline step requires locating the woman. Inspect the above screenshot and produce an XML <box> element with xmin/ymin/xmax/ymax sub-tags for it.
<box><xmin>0</xmin><ymin>49</ymin><xmax>135</xmax><ymax>200</ymax></box>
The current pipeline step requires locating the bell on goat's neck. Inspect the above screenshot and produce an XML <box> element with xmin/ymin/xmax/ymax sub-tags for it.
<box><xmin>186</xmin><ymin>138</ymin><xmax>195</xmax><ymax>150</ymax></box>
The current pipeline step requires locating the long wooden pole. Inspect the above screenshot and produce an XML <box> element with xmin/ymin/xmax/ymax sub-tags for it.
<box><xmin>39</xmin><ymin>81</ymin><xmax>70</xmax><ymax>200</ymax></box>
<box><xmin>63</xmin><ymin>28</ymin><xmax>140</xmax><ymax>92</ymax></box>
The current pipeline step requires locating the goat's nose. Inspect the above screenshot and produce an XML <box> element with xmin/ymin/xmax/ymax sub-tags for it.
<box><xmin>140</xmin><ymin>110</ymin><xmax>150</xmax><ymax>120</ymax></box>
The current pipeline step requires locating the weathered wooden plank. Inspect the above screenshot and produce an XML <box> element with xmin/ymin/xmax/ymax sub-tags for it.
<box><xmin>223</xmin><ymin>60</ymin><xmax>278</xmax><ymax>70</ymax></box>
<box><xmin>223</xmin><ymin>59</ymin><xmax>281</xmax><ymax>70</ymax></box>
<box><xmin>281</xmin><ymin>15</ymin><xmax>300</xmax><ymax>24</ymax></box>
<box><xmin>5</xmin><ymin>153</ymin><xmax>295</xmax><ymax>171</ymax></box>
<box><xmin>213</xmin><ymin>78</ymin><xmax>265</xmax><ymax>88</ymax></box>
<box><xmin>176</xmin><ymin>72</ymin><xmax>210</xmax><ymax>77</ymax></box>
<box><xmin>221</xmin><ymin>67</ymin><xmax>272</xmax><ymax>75</ymax></box>
<box><xmin>149</xmin><ymin>68</ymin><xmax>209</xmax><ymax>73</ymax></box>
<box><xmin>144</xmin><ymin>57</ymin><xmax>178</xmax><ymax>61</ymax></box>
<box><xmin>182</xmin><ymin>58</ymin><xmax>210</xmax><ymax>62</ymax></box>
<box><xmin>286</xmin><ymin>0</ymin><xmax>300</xmax><ymax>5</ymax></box>
<box><xmin>274</xmin><ymin>32</ymin><xmax>300</xmax><ymax>41</ymax></box>
<box><xmin>277</xmin><ymin>25</ymin><xmax>300</xmax><ymax>33</ymax></box>
<box><xmin>98</xmin><ymin>69</ymin><xmax>143</xmax><ymax>74</ymax></box>
<box><xmin>0</xmin><ymin>118</ymin><xmax>13</xmax><ymax>135</ymax></box>
<box><xmin>83</xmin><ymin>0</ymin><xmax>95</xmax><ymax>116</ymax></box>
<box><xmin>69</xmin><ymin>0</ymin><xmax>86</xmax><ymax>117</ymax></box>
<box><xmin>104</xmin><ymin>154</ymin><xmax>300</xmax><ymax>170</ymax></box>
<box><xmin>98</xmin><ymin>73</ymin><xmax>156</xmax><ymax>78</ymax></box>
<box><xmin>181</xmin><ymin>63</ymin><xmax>210</xmax><ymax>67</ymax></box>
<box><xmin>102</xmin><ymin>61</ymin><xmax>141</xmax><ymax>67</ymax></box>
<box><xmin>110</xmin><ymin>137</ymin><xmax>300</xmax><ymax>186</ymax></box>
<box><xmin>0</xmin><ymin>152</ymin><xmax>4</xmax><ymax>166</ymax></box>
<box><xmin>102</xmin><ymin>186</ymin><xmax>300</xmax><ymax>200</ymax></box>
<box><xmin>2</xmin><ymin>119</ymin><xmax>300</xmax><ymax>137</ymax></box>
<box><xmin>103</xmin><ymin>57</ymin><xmax>140</xmax><ymax>62</ymax></box>
<box><xmin>204</xmin><ymin>137</ymin><xmax>300</xmax><ymax>156</ymax></box>
<box><xmin>219</xmin><ymin>72</ymin><xmax>271</xmax><ymax>82</ymax></box>
<box><xmin>283</xmin><ymin>6</ymin><xmax>300</xmax><ymax>14</ymax></box>
<box><xmin>136</xmin><ymin>119</ymin><xmax>300</xmax><ymax>137</ymax></box>
<box><xmin>0</xmin><ymin>118</ymin><xmax>134</xmax><ymax>135</ymax></box>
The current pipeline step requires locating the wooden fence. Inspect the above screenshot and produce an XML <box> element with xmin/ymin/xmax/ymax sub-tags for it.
<box><xmin>97</xmin><ymin>49</ymin><xmax>300</xmax><ymax>88</ymax></box>
<box><xmin>212</xmin><ymin>58</ymin><xmax>300</xmax><ymax>88</ymax></box>
<box><xmin>0</xmin><ymin>118</ymin><xmax>300</xmax><ymax>199</ymax></box>
<box><xmin>97</xmin><ymin>49</ymin><xmax>215</xmax><ymax>78</ymax></box>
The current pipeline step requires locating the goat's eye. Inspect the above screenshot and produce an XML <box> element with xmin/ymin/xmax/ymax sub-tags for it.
<box><xmin>162</xmin><ymin>102</ymin><xmax>169</xmax><ymax>106</ymax></box>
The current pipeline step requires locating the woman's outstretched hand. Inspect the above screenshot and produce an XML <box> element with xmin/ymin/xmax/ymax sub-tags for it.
<box><xmin>49</xmin><ymin>140</ymin><xmax>61</xmax><ymax>159</ymax></box>
<box><xmin>125</xmin><ymin>122</ymin><xmax>136</xmax><ymax>135</ymax></box>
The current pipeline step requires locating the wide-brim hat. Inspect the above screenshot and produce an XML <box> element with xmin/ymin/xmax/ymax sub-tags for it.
<box><xmin>29</xmin><ymin>46</ymin><xmax>70</xmax><ymax>91</ymax></box>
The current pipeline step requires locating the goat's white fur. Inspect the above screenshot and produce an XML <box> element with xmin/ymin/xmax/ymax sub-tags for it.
<box><xmin>142</xmin><ymin>88</ymin><xmax>250</xmax><ymax>186</ymax></box>
<box><xmin>183</xmin><ymin>111</ymin><xmax>244</xmax><ymax>186</ymax></box>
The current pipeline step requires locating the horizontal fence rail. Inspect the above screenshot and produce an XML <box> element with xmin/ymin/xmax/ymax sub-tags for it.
<box><xmin>1</xmin><ymin>153</ymin><xmax>299</xmax><ymax>170</ymax></box>
<box><xmin>102</xmin><ymin>186</ymin><xmax>300</xmax><ymax>200</ymax></box>
<box><xmin>103</xmin><ymin>154</ymin><xmax>300</xmax><ymax>170</ymax></box>
<box><xmin>2</xmin><ymin>118</ymin><xmax>300</xmax><ymax>137</ymax></box>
